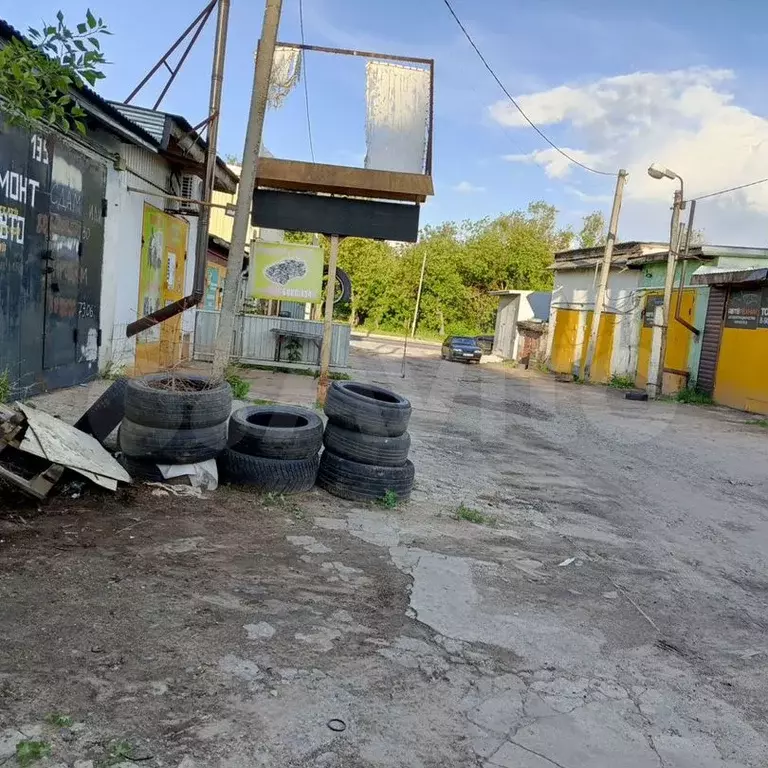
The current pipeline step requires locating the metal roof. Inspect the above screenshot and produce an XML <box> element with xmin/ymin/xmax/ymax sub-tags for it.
<box><xmin>108</xmin><ymin>103</ymin><xmax>168</xmax><ymax>143</ymax></box>
<box><xmin>691</xmin><ymin>265</ymin><xmax>768</xmax><ymax>286</ymax></box>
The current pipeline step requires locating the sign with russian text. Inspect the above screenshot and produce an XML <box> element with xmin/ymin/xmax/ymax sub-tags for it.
<box><xmin>725</xmin><ymin>289</ymin><xmax>763</xmax><ymax>330</ymax></box>
<box><xmin>249</xmin><ymin>241</ymin><xmax>324</xmax><ymax>302</ymax></box>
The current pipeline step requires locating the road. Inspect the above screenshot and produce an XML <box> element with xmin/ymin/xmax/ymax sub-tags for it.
<box><xmin>0</xmin><ymin>339</ymin><xmax>766</xmax><ymax>767</ymax></box>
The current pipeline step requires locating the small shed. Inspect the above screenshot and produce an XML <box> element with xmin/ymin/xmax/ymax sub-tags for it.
<box><xmin>489</xmin><ymin>290</ymin><xmax>552</xmax><ymax>360</ymax></box>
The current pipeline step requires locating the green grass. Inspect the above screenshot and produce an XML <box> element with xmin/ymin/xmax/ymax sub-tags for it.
<box><xmin>100</xmin><ymin>360</ymin><xmax>126</xmax><ymax>381</ymax></box>
<box><xmin>250</xmin><ymin>397</ymin><xmax>276</xmax><ymax>406</ymax></box>
<box><xmin>107</xmin><ymin>740</ymin><xmax>136</xmax><ymax>765</ymax></box>
<box><xmin>0</xmin><ymin>369</ymin><xmax>10</xmax><ymax>404</ymax></box>
<box><xmin>378</xmin><ymin>490</ymin><xmax>399</xmax><ymax>509</ymax></box>
<box><xmin>676</xmin><ymin>386</ymin><xmax>713</xmax><ymax>405</ymax></box>
<box><xmin>45</xmin><ymin>712</ymin><xmax>73</xmax><ymax>727</ymax></box>
<box><xmin>608</xmin><ymin>373</ymin><xmax>635</xmax><ymax>389</ymax></box>
<box><xmin>747</xmin><ymin>418</ymin><xmax>768</xmax><ymax>428</ymax></box>
<box><xmin>16</xmin><ymin>741</ymin><xmax>51</xmax><ymax>766</ymax></box>
<box><xmin>454</xmin><ymin>504</ymin><xmax>496</xmax><ymax>526</ymax></box>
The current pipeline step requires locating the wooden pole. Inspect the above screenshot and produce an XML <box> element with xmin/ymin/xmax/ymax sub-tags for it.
<box><xmin>581</xmin><ymin>169</ymin><xmax>627</xmax><ymax>381</ymax></box>
<box><xmin>317</xmin><ymin>234</ymin><xmax>340</xmax><ymax>404</ymax></box>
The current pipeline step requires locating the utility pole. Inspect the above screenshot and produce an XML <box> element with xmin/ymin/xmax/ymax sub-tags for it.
<box><xmin>410</xmin><ymin>250</ymin><xmax>427</xmax><ymax>337</ymax></box>
<box><xmin>581</xmin><ymin>169</ymin><xmax>627</xmax><ymax>381</ymax></box>
<box><xmin>317</xmin><ymin>234</ymin><xmax>340</xmax><ymax>404</ymax></box>
<box><xmin>654</xmin><ymin>188</ymin><xmax>684</xmax><ymax>396</ymax></box>
<box><xmin>193</xmin><ymin>0</ymin><xmax>229</xmax><ymax>317</ymax></box>
<box><xmin>211</xmin><ymin>0</ymin><xmax>283</xmax><ymax>378</ymax></box>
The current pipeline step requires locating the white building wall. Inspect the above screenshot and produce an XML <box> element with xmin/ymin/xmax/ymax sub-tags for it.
<box><xmin>99</xmin><ymin>145</ymin><xmax>198</xmax><ymax>371</ymax></box>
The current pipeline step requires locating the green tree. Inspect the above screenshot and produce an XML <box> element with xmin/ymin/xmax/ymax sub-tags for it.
<box><xmin>577</xmin><ymin>211</ymin><xmax>606</xmax><ymax>248</ymax></box>
<box><xmin>0</xmin><ymin>10</ymin><xmax>109</xmax><ymax>135</ymax></box>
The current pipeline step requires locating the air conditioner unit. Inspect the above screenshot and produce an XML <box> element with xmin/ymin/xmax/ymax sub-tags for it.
<box><xmin>179</xmin><ymin>174</ymin><xmax>203</xmax><ymax>215</ymax></box>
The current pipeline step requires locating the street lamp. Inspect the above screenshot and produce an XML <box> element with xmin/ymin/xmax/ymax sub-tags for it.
<box><xmin>647</xmin><ymin>162</ymin><xmax>686</xmax><ymax>398</ymax></box>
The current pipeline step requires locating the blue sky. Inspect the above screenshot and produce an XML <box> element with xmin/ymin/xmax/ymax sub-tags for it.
<box><xmin>9</xmin><ymin>1</ymin><xmax>768</xmax><ymax>244</ymax></box>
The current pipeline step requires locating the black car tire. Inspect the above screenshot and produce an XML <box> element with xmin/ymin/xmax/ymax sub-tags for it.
<box><xmin>73</xmin><ymin>377</ymin><xmax>128</xmax><ymax>444</ymax></box>
<box><xmin>119</xmin><ymin>418</ymin><xmax>228</xmax><ymax>463</ymax></box>
<box><xmin>317</xmin><ymin>450</ymin><xmax>415</xmax><ymax>502</ymax></box>
<box><xmin>117</xmin><ymin>453</ymin><xmax>165</xmax><ymax>482</ymax></box>
<box><xmin>323</xmin><ymin>422</ymin><xmax>410</xmax><ymax>467</ymax></box>
<box><xmin>124</xmin><ymin>374</ymin><xmax>232</xmax><ymax>430</ymax></box>
<box><xmin>324</xmin><ymin>381</ymin><xmax>411</xmax><ymax>437</ymax></box>
<box><xmin>218</xmin><ymin>448</ymin><xmax>319</xmax><ymax>492</ymax></box>
<box><xmin>625</xmin><ymin>390</ymin><xmax>649</xmax><ymax>401</ymax></box>
<box><xmin>229</xmin><ymin>405</ymin><xmax>323</xmax><ymax>460</ymax></box>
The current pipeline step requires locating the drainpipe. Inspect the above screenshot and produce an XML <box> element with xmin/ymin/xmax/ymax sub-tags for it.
<box><xmin>674</xmin><ymin>199</ymin><xmax>700</xmax><ymax>337</ymax></box>
<box><xmin>126</xmin><ymin>0</ymin><xmax>230</xmax><ymax>338</ymax></box>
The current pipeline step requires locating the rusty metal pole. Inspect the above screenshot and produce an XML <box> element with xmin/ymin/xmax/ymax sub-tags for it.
<box><xmin>211</xmin><ymin>0</ymin><xmax>283</xmax><ymax>378</ymax></box>
<box><xmin>192</xmin><ymin>0</ymin><xmax>229</xmax><ymax>316</ymax></box>
<box><xmin>317</xmin><ymin>234</ymin><xmax>340</xmax><ymax>404</ymax></box>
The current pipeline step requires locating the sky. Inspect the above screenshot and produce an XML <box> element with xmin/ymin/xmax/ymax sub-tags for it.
<box><xmin>8</xmin><ymin>0</ymin><xmax>768</xmax><ymax>245</ymax></box>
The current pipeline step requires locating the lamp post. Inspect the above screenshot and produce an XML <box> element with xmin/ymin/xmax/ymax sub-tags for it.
<box><xmin>647</xmin><ymin>163</ymin><xmax>685</xmax><ymax>397</ymax></box>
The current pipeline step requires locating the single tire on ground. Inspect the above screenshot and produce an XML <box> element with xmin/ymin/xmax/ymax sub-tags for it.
<box><xmin>324</xmin><ymin>381</ymin><xmax>411</xmax><ymax>437</ymax></box>
<box><xmin>625</xmin><ymin>390</ymin><xmax>649</xmax><ymax>401</ymax></box>
<box><xmin>218</xmin><ymin>448</ymin><xmax>319</xmax><ymax>493</ymax></box>
<box><xmin>123</xmin><ymin>374</ymin><xmax>232</xmax><ymax>430</ymax></box>
<box><xmin>229</xmin><ymin>405</ymin><xmax>323</xmax><ymax>460</ymax></box>
<box><xmin>73</xmin><ymin>377</ymin><xmax>128</xmax><ymax>444</ymax></box>
<box><xmin>317</xmin><ymin>450</ymin><xmax>415</xmax><ymax>502</ymax></box>
<box><xmin>323</xmin><ymin>422</ymin><xmax>410</xmax><ymax>467</ymax></box>
<box><xmin>119</xmin><ymin>418</ymin><xmax>227</xmax><ymax>463</ymax></box>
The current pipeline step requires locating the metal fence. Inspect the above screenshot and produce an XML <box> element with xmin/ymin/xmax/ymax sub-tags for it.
<box><xmin>193</xmin><ymin>311</ymin><xmax>351</xmax><ymax>368</ymax></box>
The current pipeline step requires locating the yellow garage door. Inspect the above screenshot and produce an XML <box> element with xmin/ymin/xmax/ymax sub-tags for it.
<box><xmin>635</xmin><ymin>290</ymin><xmax>696</xmax><ymax>392</ymax></box>
<box><xmin>579</xmin><ymin>311</ymin><xmax>616</xmax><ymax>383</ymax></box>
<box><xmin>714</xmin><ymin>287</ymin><xmax>768</xmax><ymax>413</ymax></box>
<box><xmin>550</xmin><ymin>308</ymin><xmax>580</xmax><ymax>373</ymax></box>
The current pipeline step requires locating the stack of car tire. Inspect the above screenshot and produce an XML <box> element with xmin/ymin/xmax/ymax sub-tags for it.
<box><xmin>218</xmin><ymin>405</ymin><xmax>323</xmax><ymax>493</ymax></box>
<box><xmin>119</xmin><ymin>374</ymin><xmax>232</xmax><ymax>479</ymax></box>
<box><xmin>318</xmin><ymin>381</ymin><xmax>415</xmax><ymax>502</ymax></box>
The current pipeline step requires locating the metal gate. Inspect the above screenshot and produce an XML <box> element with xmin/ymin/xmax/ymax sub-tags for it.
<box><xmin>696</xmin><ymin>286</ymin><xmax>726</xmax><ymax>396</ymax></box>
<box><xmin>0</xmin><ymin>121</ymin><xmax>105</xmax><ymax>395</ymax></box>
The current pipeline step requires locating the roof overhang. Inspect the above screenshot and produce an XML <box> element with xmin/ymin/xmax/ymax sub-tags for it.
<box><xmin>691</xmin><ymin>266</ymin><xmax>768</xmax><ymax>286</ymax></box>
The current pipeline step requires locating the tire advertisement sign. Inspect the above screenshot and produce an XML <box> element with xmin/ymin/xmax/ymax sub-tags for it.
<box><xmin>249</xmin><ymin>241</ymin><xmax>324</xmax><ymax>302</ymax></box>
<box><xmin>725</xmin><ymin>288</ymin><xmax>768</xmax><ymax>330</ymax></box>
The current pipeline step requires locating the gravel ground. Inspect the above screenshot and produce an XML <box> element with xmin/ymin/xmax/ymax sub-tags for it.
<box><xmin>0</xmin><ymin>339</ymin><xmax>766</xmax><ymax>767</ymax></box>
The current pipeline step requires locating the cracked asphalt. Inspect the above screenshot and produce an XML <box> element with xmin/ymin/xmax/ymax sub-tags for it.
<box><xmin>0</xmin><ymin>338</ymin><xmax>766</xmax><ymax>767</ymax></box>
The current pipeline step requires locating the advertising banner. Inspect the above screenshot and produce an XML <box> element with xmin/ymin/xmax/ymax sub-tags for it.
<box><xmin>249</xmin><ymin>241</ymin><xmax>324</xmax><ymax>302</ymax></box>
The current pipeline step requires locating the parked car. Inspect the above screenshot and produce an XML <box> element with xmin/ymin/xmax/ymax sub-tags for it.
<box><xmin>441</xmin><ymin>336</ymin><xmax>483</xmax><ymax>363</ymax></box>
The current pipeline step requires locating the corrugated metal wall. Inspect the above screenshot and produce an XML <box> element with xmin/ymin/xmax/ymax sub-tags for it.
<box><xmin>697</xmin><ymin>287</ymin><xmax>727</xmax><ymax>395</ymax></box>
<box><xmin>193</xmin><ymin>311</ymin><xmax>350</xmax><ymax>368</ymax></box>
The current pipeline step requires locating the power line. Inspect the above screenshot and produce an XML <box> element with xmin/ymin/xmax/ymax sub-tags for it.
<box><xmin>441</xmin><ymin>0</ymin><xmax>614</xmax><ymax>177</ymax></box>
<box><xmin>298</xmin><ymin>0</ymin><xmax>315</xmax><ymax>162</ymax></box>
<box><xmin>693</xmin><ymin>176</ymin><xmax>768</xmax><ymax>201</ymax></box>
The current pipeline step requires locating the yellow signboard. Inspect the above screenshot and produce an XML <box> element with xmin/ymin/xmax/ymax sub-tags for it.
<box><xmin>249</xmin><ymin>241</ymin><xmax>324</xmax><ymax>302</ymax></box>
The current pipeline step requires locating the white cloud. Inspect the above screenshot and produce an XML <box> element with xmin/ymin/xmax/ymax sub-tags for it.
<box><xmin>452</xmin><ymin>180</ymin><xmax>486</xmax><ymax>193</ymax></box>
<box><xmin>504</xmin><ymin>148</ymin><xmax>604</xmax><ymax>178</ymax></box>
<box><xmin>489</xmin><ymin>67</ymin><xmax>768</xmax><ymax>241</ymax></box>
<box><xmin>564</xmin><ymin>186</ymin><xmax>612</xmax><ymax>204</ymax></box>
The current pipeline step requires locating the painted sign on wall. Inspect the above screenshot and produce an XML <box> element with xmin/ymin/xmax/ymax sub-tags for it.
<box><xmin>249</xmin><ymin>241</ymin><xmax>323</xmax><ymax>302</ymax></box>
<box><xmin>136</xmin><ymin>203</ymin><xmax>188</xmax><ymax>371</ymax></box>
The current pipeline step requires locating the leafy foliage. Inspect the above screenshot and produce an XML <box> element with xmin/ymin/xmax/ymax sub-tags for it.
<box><xmin>578</xmin><ymin>212</ymin><xmax>606</xmax><ymax>248</ymax></box>
<box><xmin>0</xmin><ymin>10</ymin><xmax>110</xmax><ymax>135</ymax></box>
<box><xmin>16</xmin><ymin>741</ymin><xmax>51</xmax><ymax>766</ymax></box>
<box><xmin>608</xmin><ymin>373</ymin><xmax>635</xmax><ymax>389</ymax></box>
<box><xmin>455</xmin><ymin>504</ymin><xmax>496</xmax><ymax>526</ymax></box>
<box><xmin>676</xmin><ymin>386</ymin><xmax>713</xmax><ymax>405</ymax></box>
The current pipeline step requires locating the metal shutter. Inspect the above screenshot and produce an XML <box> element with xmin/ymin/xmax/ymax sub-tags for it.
<box><xmin>697</xmin><ymin>287</ymin><xmax>727</xmax><ymax>395</ymax></box>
